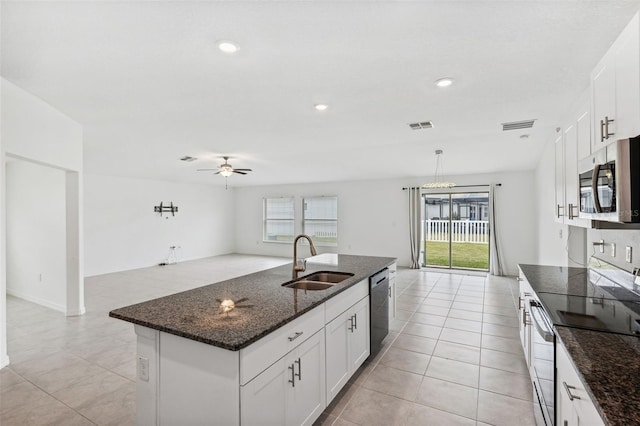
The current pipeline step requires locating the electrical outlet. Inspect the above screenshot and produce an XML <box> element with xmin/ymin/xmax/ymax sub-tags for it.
<box><xmin>611</xmin><ymin>243</ymin><xmax>616</xmax><ymax>257</ymax></box>
<box><xmin>559</xmin><ymin>229</ymin><xmax>563</xmax><ymax>239</ymax></box>
<box><xmin>626</xmin><ymin>246</ymin><xmax>633</xmax><ymax>263</ymax></box>
<box><xmin>137</xmin><ymin>356</ymin><xmax>149</xmax><ymax>382</ymax></box>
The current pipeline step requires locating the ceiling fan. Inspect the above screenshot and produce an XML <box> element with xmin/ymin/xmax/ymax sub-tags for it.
<box><xmin>197</xmin><ymin>156</ymin><xmax>252</xmax><ymax>189</ymax></box>
<box><xmin>197</xmin><ymin>156</ymin><xmax>252</xmax><ymax>177</ymax></box>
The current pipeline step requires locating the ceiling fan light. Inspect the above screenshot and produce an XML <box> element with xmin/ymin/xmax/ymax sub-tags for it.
<box><xmin>220</xmin><ymin>168</ymin><xmax>233</xmax><ymax>177</ymax></box>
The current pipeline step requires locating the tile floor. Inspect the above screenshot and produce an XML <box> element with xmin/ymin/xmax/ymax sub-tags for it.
<box><xmin>1</xmin><ymin>255</ymin><xmax>535</xmax><ymax>426</ymax></box>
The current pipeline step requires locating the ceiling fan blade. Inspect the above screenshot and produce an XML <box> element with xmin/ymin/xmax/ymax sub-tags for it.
<box><xmin>233</xmin><ymin>168</ymin><xmax>252</xmax><ymax>172</ymax></box>
<box><xmin>233</xmin><ymin>170</ymin><xmax>247</xmax><ymax>175</ymax></box>
<box><xmin>196</xmin><ymin>169</ymin><xmax>219</xmax><ymax>171</ymax></box>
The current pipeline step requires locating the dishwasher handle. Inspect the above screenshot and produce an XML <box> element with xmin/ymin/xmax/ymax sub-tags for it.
<box><xmin>529</xmin><ymin>301</ymin><xmax>554</xmax><ymax>342</ymax></box>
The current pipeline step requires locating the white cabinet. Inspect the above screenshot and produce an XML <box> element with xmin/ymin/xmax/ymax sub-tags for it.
<box><xmin>241</xmin><ymin>330</ymin><xmax>326</xmax><ymax>426</ymax></box>
<box><xmin>554</xmin><ymin>135</ymin><xmax>565</xmax><ymax>223</ymax></box>
<box><xmin>591</xmin><ymin>12</ymin><xmax>640</xmax><ymax>150</ymax></box>
<box><xmin>553</xmin><ymin>95</ymin><xmax>592</xmax><ymax>228</ymax></box>
<box><xmin>517</xmin><ymin>268</ymin><xmax>533</xmax><ymax>368</ymax></box>
<box><xmin>556</xmin><ymin>340</ymin><xmax>604</xmax><ymax>426</ymax></box>
<box><xmin>388</xmin><ymin>262</ymin><xmax>397</xmax><ymax>322</ymax></box>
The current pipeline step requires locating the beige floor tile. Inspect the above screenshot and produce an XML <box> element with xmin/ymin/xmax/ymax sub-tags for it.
<box><xmin>396</xmin><ymin>301</ymin><xmax>421</xmax><ymax>312</ymax></box>
<box><xmin>313</xmin><ymin>412</ymin><xmax>338</xmax><ymax>426</ymax></box>
<box><xmin>405</xmin><ymin>403</ymin><xmax>476</xmax><ymax>426</ymax></box>
<box><xmin>341</xmin><ymin>387</ymin><xmax>414</xmax><ymax>426</ymax></box>
<box><xmin>481</xmin><ymin>334</ymin><xmax>523</xmax><ymax>356</ymax></box>
<box><xmin>439</xmin><ymin>328</ymin><xmax>482</xmax><ymax>347</ymax></box>
<box><xmin>28</xmin><ymin>361</ymin><xmax>107</xmax><ymax>394</ymax></box>
<box><xmin>447</xmin><ymin>309</ymin><xmax>483</xmax><ymax>322</ymax></box>
<box><xmin>450</xmin><ymin>301</ymin><xmax>484</xmax><ymax>313</ymax></box>
<box><xmin>421</xmin><ymin>298</ymin><xmax>453</xmax><ymax>308</ymax></box>
<box><xmin>433</xmin><ymin>340</ymin><xmax>481</xmax><ymax>365</ymax></box>
<box><xmin>444</xmin><ymin>317</ymin><xmax>483</xmax><ymax>334</ymax></box>
<box><xmin>415</xmin><ymin>377</ymin><xmax>478</xmax><ymax>420</ymax></box>
<box><xmin>0</xmin><ymin>368</ymin><xmax>25</xmax><ymax>392</ymax></box>
<box><xmin>480</xmin><ymin>348</ymin><xmax>529</xmax><ymax>375</ymax></box>
<box><xmin>476</xmin><ymin>390</ymin><xmax>536</xmax><ymax>426</ymax></box>
<box><xmin>51</xmin><ymin>369</ymin><xmax>133</xmax><ymax>409</ymax></box>
<box><xmin>402</xmin><ymin>322</ymin><xmax>442</xmax><ymax>339</ymax></box>
<box><xmin>75</xmin><ymin>380</ymin><xmax>136</xmax><ymax>426</ymax></box>
<box><xmin>425</xmin><ymin>356</ymin><xmax>479</xmax><ymax>388</ymax></box>
<box><xmin>362</xmin><ymin>364</ymin><xmax>423</xmax><ymax>400</ymax></box>
<box><xmin>392</xmin><ymin>334</ymin><xmax>437</xmax><ymax>355</ymax></box>
<box><xmin>409</xmin><ymin>312</ymin><xmax>447</xmax><ymax>327</ymax></box>
<box><xmin>0</xmin><ymin>392</ymin><xmax>94</xmax><ymax>426</ymax></box>
<box><xmin>482</xmin><ymin>322</ymin><xmax>520</xmax><ymax>339</ymax></box>
<box><xmin>482</xmin><ymin>313</ymin><xmax>519</xmax><ymax>328</ymax></box>
<box><xmin>0</xmin><ymin>381</ymin><xmax>50</xmax><ymax>416</ymax></box>
<box><xmin>324</xmin><ymin>383</ymin><xmax>359</xmax><ymax>417</ymax></box>
<box><xmin>454</xmin><ymin>295</ymin><xmax>482</xmax><ymax>304</ymax></box>
<box><xmin>395</xmin><ymin>309</ymin><xmax>414</xmax><ymax>321</ymax></box>
<box><xmin>479</xmin><ymin>367</ymin><xmax>533</xmax><ymax>401</ymax></box>
<box><xmin>415</xmin><ymin>305</ymin><xmax>450</xmax><ymax>317</ymax></box>
<box><xmin>379</xmin><ymin>347</ymin><xmax>431</xmax><ymax>375</ymax></box>
<box><xmin>483</xmin><ymin>304</ymin><xmax>517</xmax><ymax>317</ymax></box>
<box><xmin>390</xmin><ymin>318</ymin><xmax>408</xmax><ymax>332</ymax></box>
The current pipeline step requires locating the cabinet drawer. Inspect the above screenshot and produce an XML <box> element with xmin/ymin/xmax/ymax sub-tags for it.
<box><xmin>325</xmin><ymin>279</ymin><xmax>368</xmax><ymax>323</ymax></box>
<box><xmin>240</xmin><ymin>305</ymin><xmax>324</xmax><ymax>385</ymax></box>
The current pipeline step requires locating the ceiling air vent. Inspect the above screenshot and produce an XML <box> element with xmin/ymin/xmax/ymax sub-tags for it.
<box><xmin>180</xmin><ymin>156</ymin><xmax>197</xmax><ymax>162</ymax></box>
<box><xmin>502</xmin><ymin>119</ymin><xmax>536</xmax><ymax>131</ymax></box>
<box><xmin>409</xmin><ymin>121</ymin><xmax>434</xmax><ymax>130</ymax></box>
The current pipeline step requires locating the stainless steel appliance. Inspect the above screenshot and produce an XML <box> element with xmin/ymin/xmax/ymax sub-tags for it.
<box><xmin>529</xmin><ymin>299</ymin><xmax>555</xmax><ymax>426</ymax></box>
<box><xmin>369</xmin><ymin>268</ymin><xmax>389</xmax><ymax>357</ymax></box>
<box><xmin>578</xmin><ymin>136</ymin><xmax>640</xmax><ymax>223</ymax></box>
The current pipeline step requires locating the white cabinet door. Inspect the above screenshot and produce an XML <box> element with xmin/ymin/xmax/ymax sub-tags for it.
<box><xmin>554</xmin><ymin>135</ymin><xmax>565</xmax><ymax>223</ymax></box>
<box><xmin>349</xmin><ymin>296</ymin><xmax>370</xmax><ymax>371</ymax></box>
<box><xmin>325</xmin><ymin>296</ymin><xmax>370</xmax><ymax>404</ymax></box>
<box><xmin>591</xmin><ymin>55</ymin><xmax>616</xmax><ymax>151</ymax></box>
<box><xmin>614</xmin><ymin>13</ymin><xmax>640</xmax><ymax>140</ymax></box>
<box><xmin>576</xmin><ymin>110</ymin><xmax>591</xmax><ymax>162</ymax></box>
<box><xmin>242</xmin><ymin>330</ymin><xmax>326</xmax><ymax>426</ymax></box>
<box><xmin>325</xmin><ymin>309</ymin><xmax>351</xmax><ymax>402</ymax></box>
<box><xmin>556</xmin><ymin>341</ymin><xmax>604</xmax><ymax>426</ymax></box>
<box><xmin>241</xmin><ymin>357</ymin><xmax>288</xmax><ymax>426</ymax></box>
<box><xmin>288</xmin><ymin>330</ymin><xmax>326</xmax><ymax>426</ymax></box>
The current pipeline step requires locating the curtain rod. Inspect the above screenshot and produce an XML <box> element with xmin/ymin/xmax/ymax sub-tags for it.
<box><xmin>402</xmin><ymin>183</ymin><xmax>501</xmax><ymax>190</ymax></box>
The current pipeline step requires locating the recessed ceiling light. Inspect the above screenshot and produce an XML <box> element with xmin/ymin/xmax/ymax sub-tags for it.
<box><xmin>435</xmin><ymin>78</ymin><xmax>454</xmax><ymax>88</ymax></box>
<box><xmin>216</xmin><ymin>40</ymin><xmax>239</xmax><ymax>54</ymax></box>
<box><xmin>314</xmin><ymin>104</ymin><xmax>328</xmax><ymax>111</ymax></box>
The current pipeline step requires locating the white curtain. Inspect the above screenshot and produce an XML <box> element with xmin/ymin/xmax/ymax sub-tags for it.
<box><xmin>408</xmin><ymin>187</ymin><xmax>421</xmax><ymax>269</ymax></box>
<box><xmin>489</xmin><ymin>183</ymin><xmax>505</xmax><ymax>276</ymax></box>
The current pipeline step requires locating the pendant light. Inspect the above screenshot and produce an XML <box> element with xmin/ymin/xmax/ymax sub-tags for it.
<box><xmin>422</xmin><ymin>149</ymin><xmax>456</xmax><ymax>189</ymax></box>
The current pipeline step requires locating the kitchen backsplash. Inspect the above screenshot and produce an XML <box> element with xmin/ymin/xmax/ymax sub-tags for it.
<box><xmin>586</xmin><ymin>227</ymin><xmax>640</xmax><ymax>273</ymax></box>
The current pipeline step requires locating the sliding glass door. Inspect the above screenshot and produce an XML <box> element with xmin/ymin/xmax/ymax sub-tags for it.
<box><xmin>422</xmin><ymin>192</ymin><xmax>489</xmax><ymax>271</ymax></box>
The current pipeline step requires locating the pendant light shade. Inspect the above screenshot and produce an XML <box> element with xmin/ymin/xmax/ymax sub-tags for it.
<box><xmin>422</xmin><ymin>149</ymin><xmax>456</xmax><ymax>189</ymax></box>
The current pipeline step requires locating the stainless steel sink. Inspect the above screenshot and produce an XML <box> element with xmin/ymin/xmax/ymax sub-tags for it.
<box><xmin>284</xmin><ymin>280</ymin><xmax>336</xmax><ymax>291</ymax></box>
<box><xmin>302</xmin><ymin>272</ymin><xmax>353</xmax><ymax>283</ymax></box>
<box><xmin>282</xmin><ymin>271</ymin><xmax>354</xmax><ymax>291</ymax></box>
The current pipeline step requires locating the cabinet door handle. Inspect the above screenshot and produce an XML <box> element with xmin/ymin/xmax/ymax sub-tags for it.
<box><xmin>348</xmin><ymin>315</ymin><xmax>354</xmax><ymax>332</ymax></box>
<box><xmin>604</xmin><ymin>116</ymin><xmax>614</xmax><ymax>140</ymax></box>
<box><xmin>556</xmin><ymin>204</ymin><xmax>564</xmax><ymax>218</ymax></box>
<box><xmin>288</xmin><ymin>331</ymin><xmax>303</xmax><ymax>342</ymax></box>
<box><xmin>563</xmin><ymin>381</ymin><xmax>581</xmax><ymax>401</ymax></box>
<box><xmin>389</xmin><ymin>287</ymin><xmax>392</xmax><ymax>299</ymax></box>
<box><xmin>518</xmin><ymin>296</ymin><xmax>523</xmax><ymax>310</ymax></box>
<box><xmin>353</xmin><ymin>313</ymin><xmax>358</xmax><ymax>330</ymax></box>
<box><xmin>568</xmin><ymin>203</ymin><xmax>574</xmax><ymax>220</ymax></box>
<box><xmin>294</xmin><ymin>358</ymin><xmax>301</xmax><ymax>381</ymax></box>
<box><xmin>288</xmin><ymin>364</ymin><xmax>295</xmax><ymax>387</ymax></box>
<box><xmin>600</xmin><ymin>118</ymin><xmax>606</xmax><ymax>142</ymax></box>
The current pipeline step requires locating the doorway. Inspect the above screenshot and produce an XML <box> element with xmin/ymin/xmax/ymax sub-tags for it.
<box><xmin>422</xmin><ymin>192</ymin><xmax>490</xmax><ymax>271</ymax></box>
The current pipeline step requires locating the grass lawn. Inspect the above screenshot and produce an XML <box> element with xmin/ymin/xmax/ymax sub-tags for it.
<box><xmin>425</xmin><ymin>241</ymin><xmax>489</xmax><ymax>270</ymax></box>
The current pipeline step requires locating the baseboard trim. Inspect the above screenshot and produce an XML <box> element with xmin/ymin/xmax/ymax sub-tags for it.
<box><xmin>66</xmin><ymin>306</ymin><xmax>86</xmax><ymax>316</ymax></box>
<box><xmin>6</xmin><ymin>289</ymin><xmax>66</xmax><ymax>313</ymax></box>
<box><xmin>0</xmin><ymin>354</ymin><xmax>10</xmax><ymax>369</ymax></box>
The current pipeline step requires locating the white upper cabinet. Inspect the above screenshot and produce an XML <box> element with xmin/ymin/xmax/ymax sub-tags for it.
<box><xmin>554</xmin><ymin>135</ymin><xmax>565</xmax><ymax>223</ymax></box>
<box><xmin>591</xmin><ymin>12</ymin><xmax>640</xmax><ymax>150</ymax></box>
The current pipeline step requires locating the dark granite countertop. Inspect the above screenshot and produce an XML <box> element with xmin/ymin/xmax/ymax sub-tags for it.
<box><xmin>109</xmin><ymin>254</ymin><xmax>395</xmax><ymax>351</ymax></box>
<box><xmin>555</xmin><ymin>327</ymin><xmax>640</xmax><ymax>426</ymax></box>
<box><xmin>518</xmin><ymin>263</ymin><xmax>591</xmax><ymax>296</ymax></box>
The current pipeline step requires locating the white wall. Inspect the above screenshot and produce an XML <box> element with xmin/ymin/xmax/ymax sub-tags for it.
<box><xmin>6</xmin><ymin>161</ymin><xmax>67</xmax><ymax>311</ymax></box>
<box><xmin>1</xmin><ymin>77</ymin><xmax>84</xmax><ymax>368</ymax></box>
<box><xmin>84</xmin><ymin>173</ymin><xmax>236</xmax><ymax>276</ymax></box>
<box><xmin>234</xmin><ymin>171</ymin><xmax>537</xmax><ymax>276</ymax></box>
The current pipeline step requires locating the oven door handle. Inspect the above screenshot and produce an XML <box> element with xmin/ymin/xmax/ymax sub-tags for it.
<box><xmin>591</xmin><ymin>164</ymin><xmax>602</xmax><ymax>213</ymax></box>
<box><xmin>529</xmin><ymin>302</ymin><xmax>554</xmax><ymax>342</ymax></box>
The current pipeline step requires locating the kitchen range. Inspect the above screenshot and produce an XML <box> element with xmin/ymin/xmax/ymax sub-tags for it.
<box><xmin>518</xmin><ymin>260</ymin><xmax>640</xmax><ymax>426</ymax></box>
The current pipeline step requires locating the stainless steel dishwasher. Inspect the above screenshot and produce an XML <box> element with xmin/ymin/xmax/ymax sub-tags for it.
<box><xmin>369</xmin><ymin>268</ymin><xmax>389</xmax><ymax>357</ymax></box>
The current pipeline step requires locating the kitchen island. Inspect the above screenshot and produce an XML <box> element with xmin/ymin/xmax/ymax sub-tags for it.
<box><xmin>110</xmin><ymin>253</ymin><xmax>396</xmax><ymax>425</ymax></box>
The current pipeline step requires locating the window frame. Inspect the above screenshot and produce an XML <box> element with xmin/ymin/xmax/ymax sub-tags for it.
<box><xmin>302</xmin><ymin>196</ymin><xmax>338</xmax><ymax>247</ymax></box>
<box><xmin>262</xmin><ymin>197</ymin><xmax>296</xmax><ymax>244</ymax></box>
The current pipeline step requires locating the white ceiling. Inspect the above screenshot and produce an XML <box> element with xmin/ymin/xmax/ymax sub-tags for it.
<box><xmin>3</xmin><ymin>1</ymin><xmax>640</xmax><ymax>187</ymax></box>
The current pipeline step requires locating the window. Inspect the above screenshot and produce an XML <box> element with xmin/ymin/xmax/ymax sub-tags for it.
<box><xmin>263</xmin><ymin>198</ymin><xmax>295</xmax><ymax>243</ymax></box>
<box><xmin>303</xmin><ymin>196</ymin><xmax>338</xmax><ymax>246</ymax></box>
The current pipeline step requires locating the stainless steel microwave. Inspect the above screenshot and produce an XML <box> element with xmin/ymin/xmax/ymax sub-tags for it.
<box><xmin>578</xmin><ymin>136</ymin><xmax>640</xmax><ymax>223</ymax></box>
